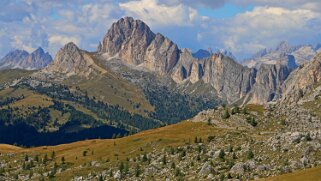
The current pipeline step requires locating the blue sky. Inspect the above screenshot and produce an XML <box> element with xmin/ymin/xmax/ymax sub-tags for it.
<box><xmin>198</xmin><ymin>3</ymin><xmax>254</xmax><ymax>19</ymax></box>
<box><xmin>0</xmin><ymin>0</ymin><xmax>321</xmax><ymax>60</ymax></box>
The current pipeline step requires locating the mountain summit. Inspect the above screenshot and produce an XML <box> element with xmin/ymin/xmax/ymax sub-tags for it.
<box><xmin>98</xmin><ymin>17</ymin><xmax>180</xmax><ymax>74</ymax></box>
<box><xmin>0</xmin><ymin>47</ymin><xmax>52</xmax><ymax>70</ymax></box>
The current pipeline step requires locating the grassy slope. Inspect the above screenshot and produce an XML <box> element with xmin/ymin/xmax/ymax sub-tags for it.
<box><xmin>0</xmin><ymin>69</ymin><xmax>35</xmax><ymax>85</ymax></box>
<box><xmin>64</xmin><ymin>52</ymin><xmax>154</xmax><ymax>116</ymax></box>
<box><xmin>262</xmin><ymin>166</ymin><xmax>321</xmax><ymax>181</ymax></box>
<box><xmin>0</xmin><ymin>122</ymin><xmax>227</xmax><ymax>179</ymax></box>
<box><xmin>0</xmin><ymin>121</ymin><xmax>320</xmax><ymax>180</ymax></box>
<box><xmin>0</xmin><ymin>99</ymin><xmax>320</xmax><ymax>180</ymax></box>
<box><xmin>0</xmin><ymin>56</ymin><xmax>154</xmax><ymax>118</ymax></box>
<box><xmin>0</xmin><ymin>87</ymin><xmax>103</xmax><ymax>128</ymax></box>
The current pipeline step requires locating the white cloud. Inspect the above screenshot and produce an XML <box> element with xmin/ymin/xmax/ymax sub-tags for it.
<box><xmin>119</xmin><ymin>0</ymin><xmax>201</xmax><ymax>27</ymax></box>
<box><xmin>48</xmin><ymin>35</ymin><xmax>80</xmax><ymax>55</ymax></box>
<box><xmin>49</xmin><ymin>35</ymin><xmax>79</xmax><ymax>46</ymax></box>
<box><xmin>201</xmin><ymin>6</ymin><xmax>321</xmax><ymax>58</ymax></box>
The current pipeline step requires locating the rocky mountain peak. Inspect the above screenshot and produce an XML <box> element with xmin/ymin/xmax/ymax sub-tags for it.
<box><xmin>63</xmin><ymin>42</ymin><xmax>80</xmax><ymax>52</ymax></box>
<box><xmin>192</xmin><ymin>49</ymin><xmax>211</xmax><ymax>59</ymax></box>
<box><xmin>276</xmin><ymin>41</ymin><xmax>291</xmax><ymax>53</ymax></box>
<box><xmin>8</xmin><ymin>49</ymin><xmax>29</xmax><ymax>57</ymax></box>
<box><xmin>98</xmin><ymin>17</ymin><xmax>179</xmax><ymax>74</ymax></box>
<box><xmin>251</xmin><ymin>48</ymin><xmax>270</xmax><ymax>59</ymax></box>
<box><xmin>0</xmin><ymin>48</ymin><xmax>52</xmax><ymax>70</ymax></box>
<box><xmin>33</xmin><ymin>47</ymin><xmax>45</xmax><ymax>55</ymax></box>
<box><xmin>99</xmin><ymin>17</ymin><xmax>155</xmax><ymax>59</ymax></box>
<box><xmin>45</xmin><ymin>42</ymin><xmax>92</xmax><ymax>76</ymax></box>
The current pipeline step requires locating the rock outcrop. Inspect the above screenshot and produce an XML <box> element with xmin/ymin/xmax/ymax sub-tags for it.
<box><xmin>172</xmin><ymin>52</ymin><xmax>256</xmax><ymax>103</ymax></box>
<box><xmin>45</xmin><ymin>42</ymin><xmax>93</xmax><ymax>77</ymax></box>
<box><xmin>0</xmin><ymin>47</ymin><xmax>52</xmax><ymax>70</ymax></box>
<box><xmin>282</xmin><ymin>52</ymin><xmax>321</xmax><ymax>103</ymax></box>
<box><xmin>99</xmin><ymin>17</ymin><xmax>179</xmax><ymax>75</ymax></box>
<box><xmin>245</xmin><ymin>63</ymin><xmax>291</xmax><ymax>104</ymax></box>
<box><xmin>202</xmin><ymin>54</ymin><xmax>256</xmax><ymax>103</ymax></box>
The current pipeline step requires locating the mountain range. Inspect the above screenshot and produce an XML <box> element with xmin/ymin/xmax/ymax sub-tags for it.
<box><xmin>0</xmin><ymin>47</ymin><xmax>52</xmax><ymax>70</ymax></box>
<box><xmin>243</xmin><ymin>41</ymin><xmax>321</xmax><ymax>68</ymax></box>
<box><xmin>0</xmin><ymin>16</ymin><xmax>320</xmax><ymax>143</ymax></box>
<box><xmin>0</xmin><ymin>16</ymin><xmax>321</xmax><ymax>181</ymax></box>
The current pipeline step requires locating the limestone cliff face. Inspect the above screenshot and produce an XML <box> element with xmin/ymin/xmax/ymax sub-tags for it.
<box><xmin>99</xmin><ymin>17</ymin><xmax>179</xmax><ymax>74</ymax></box>
<box><xmin>245</xmin><ymin>63</ymin><xmax>291</xmax><ymax>104</ymax></box>
<box><xmin>143</xmin><ymin>33</ymin><xmax>180</xmax><ymax>74</ymax></box>
<box><xmin>172</xmin><ymin>51</ymin><xmax>256</xmax><ymax>103</ymax></box>
<box><xmin>45</xmin><ymin>42</ymin><xmax>93</xmax><ymax>77</ymax></box>
<box><xmin>202</xmin><ymin>54</ymin><xmax>256</xmax><ymax>103</ymax></box>
<box><xmin>282</xmin><ymin>52</ymin><xmax>321</xmax><ymax>103</ymax></box>
<box><xmin>171</xmin><ymin>49</ymin><xmax>197</xmax><ymax>82</ymax></box>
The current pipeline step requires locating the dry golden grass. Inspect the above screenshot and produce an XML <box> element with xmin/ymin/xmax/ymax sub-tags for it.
<box><xmin>245</xmin><ymin>104</ymin><xmax>265</xmax><ymax>115</ymax></box>
<box><xmin>0</xmin><ymin>69</ymin><xmax>35</xmax><ymax>85</ymax></box>
<box><xmin>77</xmin><ymin>73</ymin><xmax>154</xmax><ymax>116</ymax></box>
<box><xmin>0</xmin><ymin>87</ymin><xmax>34</xmax><ymax>101</ymax></box>
<box><xmin>10</xmin><ymin>93</ymin><xmax>52</xmax><ymax>108</ymax></box>
<box><xmin>262</xmin><ymin>166</ymin><xmax>321</xmax><ymax>181</ymax></box>
<box><xmin>0</xmin><ymin>144</ymin><xmax>22</xmax><ymax>153</ymax></box>
<box><xmin>0</xmin><ymin>122</ymin><xmax>224</xmax><ymax>166</ymax></box>
<box><xmin>0</xmin><ymin>121</ymin><xmax>319</xmax><ymax>180</ymax></box>
<box><xmin>0</xmin><ymin>122</ymin><xmax>227</xmax><ymax>179</ymax></box>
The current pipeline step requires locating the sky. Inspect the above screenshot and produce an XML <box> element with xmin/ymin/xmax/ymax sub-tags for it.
<box><xmin>0</xmin><ymin>0</ymin><xmax>321</xmax><ymax>60</ymax></box>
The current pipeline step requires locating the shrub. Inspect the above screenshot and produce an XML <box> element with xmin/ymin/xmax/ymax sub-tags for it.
<box><xmin>246</xmin><ymin>117</ymin><xmax>257</xmax><ymax>127</ymax></box>
<box><xmin>219</xmin><ymin>149</ymin><xmax>225</xmax><ymax>160</ymax></box>
<box><xmin>207</xmin><ymin>136</ymin><xmax>215</xmax><ymax>142</ymax></box>
<box><xmin>247</xmin><ymin>150</ymin><xmax>254</xmax><ymax>159</ymax></box>
<box><xmin>231</xmin><ymin>106</ymin><xmax>240</xmax><ymax>115</ymax></box>
<box><xmin>222</xmin><ymin>109</ymin><xmax>230</xmax><ymax>119</ymax></box>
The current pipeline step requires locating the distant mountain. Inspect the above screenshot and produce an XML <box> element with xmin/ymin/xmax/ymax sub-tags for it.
<box><xmin>291</xmin><ymin>45</ymin><xmax>316</xmax><ymax>65</ymax></box>
<box><xmin>243</xmin><ymin>41</ymin><xmax>320</xmax><ymax>69</ymax></box>
<box><xmin>216</xmin><ymin>49</ymin><xmax>236</xmax><ymax>60</ymax></box>
<box><xmin>0</xmin><ymin>47</ymin><xmax>52</xmax><ymax>70</ymax></box>
<box><xmin>192</xmin><ymin>49</ymin><xmax>235</xmax><ymax>60</ymax></box>
<box><xmin>315</xmin><ymin>43</ymin><xmax>321</xmax><ymax>52</ymax></box>
<box><xmin>192</xmin><ymin>49</ymin><xmax>211</xmax><ymax>59</ymax></box>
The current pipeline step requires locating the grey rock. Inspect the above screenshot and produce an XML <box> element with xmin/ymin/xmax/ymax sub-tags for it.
<box><xmin>113</xmin><ymin>170</ymin><xmax>121</xmax><ymax>180</ymax></box>
<box><xmin>198</xmin><ymin>161</ymin><xmax>213</xmax><ymax>175</ymax></box>
<box><xmin>0</xmin><ymin>47</ymin><xmax>52</xmax><ymax>70</ymax></box>
<box><xmin>99</xmin><ymin>17</ymin><xmax>179</xmax><ymax>75</ymax></box>
<box><xmin>45</xmin><ymin>42</ymin><xmax>93</xmax><ymax>77</ymax></box>
<box><xmin>230</xmin><ymin>162</ymin><xmax>245</xmax><ymax>175</ymax></box>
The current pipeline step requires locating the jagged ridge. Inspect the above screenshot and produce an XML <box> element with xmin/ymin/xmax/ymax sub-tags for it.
<box><xmin>0</xmin><ymin>47</ymin><xmax>52</xmax><ymax>70</ymax></box>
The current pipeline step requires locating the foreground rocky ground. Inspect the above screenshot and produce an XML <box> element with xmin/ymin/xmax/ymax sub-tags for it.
<box><xmin>0</xmin><ymin>99</ymin><xmax>320</xmax><ymax>181</ymax></box>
